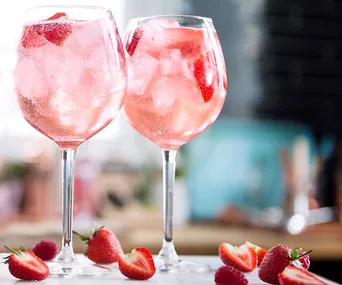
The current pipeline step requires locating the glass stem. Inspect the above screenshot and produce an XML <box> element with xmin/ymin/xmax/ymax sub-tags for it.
<box><xmin>157</xmin><ymin>150</ymin><xmax>179</xmax><ymax>264</ymax></box>
<box><xmin>56</xmin><ymin>148</ymin><xmax>77</xmax><ymax>265</ymax></box>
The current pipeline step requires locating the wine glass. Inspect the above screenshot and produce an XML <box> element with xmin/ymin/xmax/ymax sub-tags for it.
<box><xmin>123</xmin><ymin>15</ymin><xmax>227</xmax><ymax>272</ymax></box>
<box><xmin>13</xmin><ymin>5</ymin><xmax>126</xmax><ymax>277</ymax></box>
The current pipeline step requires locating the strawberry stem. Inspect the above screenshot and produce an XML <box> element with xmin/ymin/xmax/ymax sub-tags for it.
<box><xmin>296</xmin><ymin>250</ymin><xmax>313</xmax><ymax>260</ymax></box>
<box><xmin>72</xmin><ymin>231</ymin><xmax>90</xmax><ymax>242</ymax></box>
<box><xmin>4</xmin><ymin>245</ymin><xmax>17</xmax><ymax>255</ymax></box>
<box><xmin>290</xmin><ymin>247</ymin><xmax>312</xmax><ymax>261</ymax></box>
<box><xmin>90</xmin><ymin>225</ymin><xmax>104</xmax><ymax>238</ymax></box>
<box><xmin>3</xmin><ymin>245</ymin><xmax>26</xmax><ymax>256</ymax></box>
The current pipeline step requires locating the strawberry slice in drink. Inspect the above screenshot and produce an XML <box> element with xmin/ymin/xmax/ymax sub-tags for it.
<box><xmin>21</xmin><ymin>12</ymin><xmax>72</xmax><ymax>48</ymax></box>
<box><xmin>192</xmin><ymin>53</ymin><xmax>219</xmax><ymax>103</ymax></box>
<box><xmin>125</xmin><ymin>28</ymin><xmax>143</xmax><ymax>56</ymax></box>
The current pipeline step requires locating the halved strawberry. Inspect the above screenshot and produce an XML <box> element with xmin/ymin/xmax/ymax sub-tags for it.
<box><xmin>3</xmin><ymin>245</ymin><xmax>49</xmax><ymax>281</ymax></box>
<box><xmin>34</xmin><ymin>20</ymin><xmax>72</xmax><ymax>47</ymax></box>
<box><xmin>125</xmin><ymin>29</ymin><xmax>143</xmax><ymax>56</ymax></box>
<box><xmin>48</xmin><ymin>12</ymin><xmax>67</xmax><ymax>20</ymax></box>
<box><xmin>193</xmin><ymin>54</ymin><xmax>218</xmax><ymax>103</ymax></box>
<box><xmin>118</xmin><ymin>248</ymin><xmax>156</xmax><ymax>280</ymax></box>
<box><xmin>21</xmin><ymin>12</ymin><xmax>72</xmax><ymax>48</ymax></box>
<box><xmin>219</xmin><ymin>243</ymin><xmax>257</xmax><ymax>272</ymax></box>
<box><xmin>278</xmin><ymin>265</ymin><xmax>327</xmax><ymax>285</ymax></box>
<box><xmin>245</xmin><ymin>241</ymin><xmax>268</xmax><ymax>266</ymax></box>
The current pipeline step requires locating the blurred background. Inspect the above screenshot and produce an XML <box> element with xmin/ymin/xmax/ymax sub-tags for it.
<box><xmin>0</xmin><ymin>0</ymin><xmax>342</xmax><ymax>282</ymax></box>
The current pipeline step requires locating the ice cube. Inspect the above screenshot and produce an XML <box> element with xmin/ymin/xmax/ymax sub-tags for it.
<box><xmin>136</xmin><ymin>20</ymin><xmax>166</xmax><ymax>56</ymax></box>
<box><xmin>159</xmin><ymin>49</ymin><xmax>191</xmax><ymax>77</ymax></box>
<box><xmin>14</xmin><ymin>55</ymin><xmax>49</xmax><ymax>100</ymax></box>
<box><xmin>150</xmin><ymin>77</ymin><xmax>178</xmax><ymax>110</ymax></box>
<box><xmin>127</xmin><ymin>51</ymin><xmax>159</xmax><ymax>95</ymax></box>
<box><xmin>86</xmin><ymin>43</ymin><xmax>122</xmax><ymax>87</ymax></box>
<box><xmin>67</xmin><ymin>19</ymin><xmax>106</xmax><ymax>55</ymax></box>
<box><xmin>28</xmin><ymin>40</ymin><xmax>84</xmax><ymax>95</ymax></box>
<box><xmin>28</xmin><ymin>41</ymin><xmax>60</xmax><ymax>79</ymax></box>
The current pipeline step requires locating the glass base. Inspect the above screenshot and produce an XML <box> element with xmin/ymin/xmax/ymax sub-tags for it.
<box><xmin>156</xmin><ymin>240</ymin><xmax>211</xmax><ymax>273</ymax></box>
<box><xmin>47</xmin><ymin>262</ymin><xmax>111</xmax><ymax>278</ymax></box>
<box><xmin>155</xmin><ymin>258</ymin><xmax>211</xmax><ymax>273</ymax></box>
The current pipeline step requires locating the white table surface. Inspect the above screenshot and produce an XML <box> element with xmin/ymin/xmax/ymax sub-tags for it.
<box><xmin>0</xmin><ymin>255</ymin><xmax>338</xmax><ymax>285</ymax></box>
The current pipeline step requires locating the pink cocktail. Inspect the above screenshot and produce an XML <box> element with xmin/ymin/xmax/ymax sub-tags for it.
<box><xmin>124</xmin><ymin>16</ymin><xmax>227</xmax><ymax>272</ymax></box>
<box><xmin>15</xmin><ymin>13</ymin><xmax>126</xmax><ymax>149</ymax></box>
<box><xmin>124</xmin><ymin>19</ymin><xmax>226</xmax><ymax>150</ymax></box>
<box><xmin>13</xmin><ymin>6</ymin><xmax>126</xmax><ymax>277</ymax></box>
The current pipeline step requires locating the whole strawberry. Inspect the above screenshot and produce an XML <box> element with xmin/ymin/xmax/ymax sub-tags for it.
<box><xmin>299</xmin><ymin>249</ymin><xmax>310</xmax><ymax>270</ymax></box>
<box><xmin>4</xmin><ymin>245</ymin><xmax>49</xmax><ymax>281</ymax></box>
<box><xmin>258</xmin><ymin>245</ymin><xmax>311</xmax><ymax>285</ymax></box>
<box><xmin>33</xmin><ymin>240</ymin><xmax>58</xmax><ymax>261</ymax></box>
<box><xmin>215</xmin><ymin>265</ymin><xmax>248</xmax><ymax>285</ymax></box>
<box><xmin>73</xmin><ymin>226</ymin><xmax>123</xmax><ymax>264</ymax></box>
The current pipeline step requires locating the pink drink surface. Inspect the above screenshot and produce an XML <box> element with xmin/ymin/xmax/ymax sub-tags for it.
<box><xmin>14</xmin><ymin>17</ymin><xmax>126</xmax><ymax>149</ymax></box>
<box><xmin>124</xmin><ymin>19</ymin><xmax>227</xmax><ymax>150</ymax></box>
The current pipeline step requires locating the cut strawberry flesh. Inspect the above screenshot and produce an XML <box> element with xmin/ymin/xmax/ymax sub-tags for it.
<box><xmin>21</xmin><ymin>12</ymin><xmax>72</xmax><ymax>48</ymax></box>
<box><xmin>278</xmin><ymin>265</ymin><xmax>327</xmax><ymax>285</ymax></box>
<box><xmin>245</xmin><ymin>241</ymin><xmax>268</xmax><ymax>266</ymax></box>
<box><xmin>118</xmin><ymin>248</ymin><xmax>156</xmax><ymax>280</ymax></box>
<box><xmin>219</xmin><ymin>243</ymin><xmax>257</xmax><ymax>272</ymax></box>
<box><xmin>9</xmin><ymin>251</ymin><xmax>49</xmax><ymax>281</ymax></box>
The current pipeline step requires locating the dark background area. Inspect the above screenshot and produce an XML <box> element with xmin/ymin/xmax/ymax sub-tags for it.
<box><xmin>188</xmin><ymin>0</ymin><xmax>342</xmax><ymax>144</ymax></box>
<box><xmin>188</xmin><ymin>0</ymin><xmax>342</xmax><ymax>282</ymax></box>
